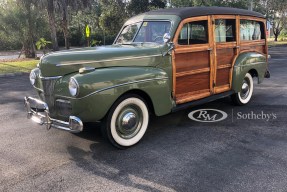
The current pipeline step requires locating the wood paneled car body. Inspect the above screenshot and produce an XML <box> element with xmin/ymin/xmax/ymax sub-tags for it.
<box><xmin>25</xmin><ymin>7</ymin><xmax>270</xmax><ymax>148</ymax></box>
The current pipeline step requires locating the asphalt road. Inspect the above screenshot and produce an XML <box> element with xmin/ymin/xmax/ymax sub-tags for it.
<box><xmin>0</xmin><ymin>46</ymin><xmax>287</xmax><ymax>192</ymax></box>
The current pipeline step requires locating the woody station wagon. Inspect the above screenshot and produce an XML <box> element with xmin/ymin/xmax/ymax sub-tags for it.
<box><xmin>25</xmin><ymin>7</ymin><xmax>270</xmax><ymax>148</ymax></box>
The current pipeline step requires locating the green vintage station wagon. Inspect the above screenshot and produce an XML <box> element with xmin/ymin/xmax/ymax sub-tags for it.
<box><xmin>25</xmin><ymin>7</ymin><xmax>270</xmax><ymax>148</ymax></box>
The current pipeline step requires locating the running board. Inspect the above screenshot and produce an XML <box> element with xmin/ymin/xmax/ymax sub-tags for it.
<box><xmin>172</xmin><ymin>91</ymin><xmax>234</xmax><ymax>112</ymax></box>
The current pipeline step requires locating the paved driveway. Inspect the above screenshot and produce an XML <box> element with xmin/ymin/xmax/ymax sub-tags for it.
<box><xmin>0</xmin><ymin>46</ymin><xmax>287</xmax><ymax>192</ymax></box>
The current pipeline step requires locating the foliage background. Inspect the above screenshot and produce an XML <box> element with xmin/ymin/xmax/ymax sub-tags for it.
<box><xmin>0</xmin><ymin>0</ymin><xmax>286</xmax><ymax>55</ymax></box>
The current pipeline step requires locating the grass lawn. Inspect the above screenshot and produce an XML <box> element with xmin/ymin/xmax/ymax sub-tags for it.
<box><xmin>0</xmin><ymin>59</ymin><xmax>38</xmax><ymax>74</ymax></box>
<box><xmin>267</xmin><ymin>40</ymin><xmax>287</xmax><ymax>47</ymax></box>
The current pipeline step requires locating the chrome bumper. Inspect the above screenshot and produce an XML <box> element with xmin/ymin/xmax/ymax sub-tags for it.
<box><xmin>24</xmin><ymin>96</ymin><xmax>83</xmax><ymax>133</ymax></box>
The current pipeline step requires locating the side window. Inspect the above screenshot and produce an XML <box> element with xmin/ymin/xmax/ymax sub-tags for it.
<box><xmin>178</xmin><ymin>20</ymin><xmax>208</xmax><ymax>45</ymax></box>
<box><xmin>215</xmin><ymin>19</ymin><xmax>236</xmax><ymax>43</ymax></box>
<box><xmin>240</xmin><ymin>20</ymin><xmax>265</xmax><ymax>41</ymax></box>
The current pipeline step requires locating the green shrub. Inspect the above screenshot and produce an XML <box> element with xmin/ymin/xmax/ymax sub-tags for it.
<box><xmin>279</xmin><ymin>30</ymin><xmax>287</xmax><ymax>41</ymax></box>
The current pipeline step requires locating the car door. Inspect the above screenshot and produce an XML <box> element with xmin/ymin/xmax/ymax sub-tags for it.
<box><xmin>172</xmin><ymin>16</ymin><xmax>215</xmax><ymax>104</ymax></box>
<box><xmin>212</xmin><ymin>15</ymin><xmax>239</xmax><ymax>94</ymax></box>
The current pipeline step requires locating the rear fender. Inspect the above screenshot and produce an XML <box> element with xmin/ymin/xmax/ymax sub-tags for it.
<box><xmin>232</xmin><ymin>52</ymin><xmax>267</xmax><ymax>93</ymax></box>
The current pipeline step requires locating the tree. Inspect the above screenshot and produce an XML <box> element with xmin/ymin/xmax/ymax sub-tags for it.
<box><xmin>19</xmin><ymin>0</ymin><xmax>37</xmax><ymax>58</ymax></box>
<box><xmin>59</xmin><ymin>0</ymin><xmax>69</xmax><ymax>49</ymax></box>
<box><xmin>169</xmin><ymin>0</ymin><xmax>254</xmax><ymax>8</ymax></box>
<box><xmin>127</xmin><ymin>0</ymin><xmax>165</xmax><ymax>15</ymax></box>
<box><xmin>35</xmin><ymin>0</ymin><xmax>60</xmax><ymax>51</ymax></box>
<box><xmin>263</xmin><ymin>0</ymin><xmax>287</xmax><ymax>41</ymax></box>
<box><xmin>99</xmin><ymin>0</ymin><xmax>128</xmax><ymax>36</ymax></box>
<box><xmin>127</xmin><ymin>0</ymin><xmax>150</xmax><ymax>16</ymax></box>
<box><xmin>150</xmin><ymin>0</ymin><xmax>166</xmax><ymax>9</ymax></box>
<box><xmin>46</xmin><ymin>0</ymin><xmax>59</xmax><ymax>51</ymax></box>
<box><xmin>0</xmin><ymin>0</ymin><xmax>47</xmax><ymax>57</ymax></box>
<box><xmin>58</xmin><ymin>0</ymin><xmax>92</xmax><ymax>49</ymax></box>
<box><xmin>169</xmin><ymin>0</ymin><xmax>195</xmax><ymax>7</ymax></box>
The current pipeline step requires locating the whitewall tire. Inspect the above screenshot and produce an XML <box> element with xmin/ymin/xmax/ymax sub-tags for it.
<box><xmin>231</xmin><ymin>73</ymin><xmax>254</xmax><ymax>106</ymax></box>
<box><xmin>101</xmin><ymin>94</ymin><xmax>149</xmax><ymax>149</ymax></box>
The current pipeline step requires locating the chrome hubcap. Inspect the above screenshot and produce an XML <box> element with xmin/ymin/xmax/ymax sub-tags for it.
<box><xmin>116</xmin><ymin>106</ymin><xmax>143</xmax><ymax>139</ymax></box>
<box><xmin>121</xmin><ymin>112</ymin><xmax>137</xmax><ymax>130</ymax></box>
<box><xmin>240</xmin><ymin>78</ymin><xmax>250</xmax><ymax>99</ymax></box>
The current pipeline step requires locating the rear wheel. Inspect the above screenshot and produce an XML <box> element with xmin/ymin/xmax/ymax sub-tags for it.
<box><xmin>231</xmin><ymin>73</ymin><xmax>254</xmax><ymax>106</ymax></box>
<box><xmin>101</xmin><ymin>94</ymin><xmax>149</xmax><ymax>149</ymax></box>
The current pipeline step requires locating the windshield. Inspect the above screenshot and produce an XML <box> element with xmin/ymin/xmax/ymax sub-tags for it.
<box><xmin>115</xmin><ymin>21</ymin><xmax>171</xmax><ymax>44</ymax></box>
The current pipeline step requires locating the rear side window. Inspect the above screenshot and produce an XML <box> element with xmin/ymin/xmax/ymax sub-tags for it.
<box><xmin>240</xmin><ymin>20</ymin><xmax>265</xmax><ymax>41</ymax></box>
<box><xmin>215</xmin><ymin>19</ymin><xmax>236</xmax><ymax>43</ymax></box>
<box><xmin>178</xmin><ymin>20</ymin><xmax>208</xmax><ymax>45</ymax></box>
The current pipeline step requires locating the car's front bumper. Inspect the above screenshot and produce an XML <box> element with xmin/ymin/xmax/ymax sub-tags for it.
<box><xmin>24</xmin><ymin>96</ymin><xmax>83</xmax><ymax>133</ymax></box>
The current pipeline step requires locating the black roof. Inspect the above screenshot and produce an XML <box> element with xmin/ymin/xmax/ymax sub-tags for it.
<box><xmin>146</xmin><ymin>7</ymin><xmax>264</xmax><ymax>19</ymax></box>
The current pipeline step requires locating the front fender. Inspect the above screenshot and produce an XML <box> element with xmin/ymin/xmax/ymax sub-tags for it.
<box><xmin>58</xmin><ymin>67</ymin><xmax>173</xmax><ymax>122</ymax></box>
<box><xmin>232</xmin><ymin>52</ymin><xmax>267</xmax><ymax>93</ymax></box>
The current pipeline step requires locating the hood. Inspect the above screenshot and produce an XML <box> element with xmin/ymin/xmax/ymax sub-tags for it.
<box><xmin>39</xmin><ymin>44</ymin><xmax>164</xmax><ymax>77</ymax></box>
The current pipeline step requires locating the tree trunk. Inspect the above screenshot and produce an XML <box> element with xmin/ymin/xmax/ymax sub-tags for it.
<box><xmin>274</xmin><ymin>34</ymin><xmax>278</xmax><ymax>41</ymax></box>
<box><xmin>273</xmin><ymin>27</ymin><xmax>280</xmax><ymax>42</ymax></box>
<box><xmin>23</xmin><ymin>40</ymin><xmax>35</xmax><ymax>58</ymax></box>
<box><xmin>23</xmin><ymin>0</ymin><xmax>36</xmax><ymax>58</ymax></box>
<box><xmin>63</xmin><ymin>26</ymin><xmax>69</xmax><ymax>49</ymax></box>
<box><xmin>47</xmin><ymin>0</ymin><xmax>59</xmax><ymax>51</ymax></box>
<box><xmin>61</xmin><ymin>0</ymin><xmax>69</xmax><ymax>49</ymax></box>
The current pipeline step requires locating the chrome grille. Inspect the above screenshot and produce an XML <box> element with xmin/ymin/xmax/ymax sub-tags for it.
<box><xmin>40</xmin><ymin>76</ymin><xmax>61</xmax><ymax>108</ymax></box>
<box><xmin>55</xmin><ymin>99</ymin><xmax>72</xmax><ymax>117</ymax></box>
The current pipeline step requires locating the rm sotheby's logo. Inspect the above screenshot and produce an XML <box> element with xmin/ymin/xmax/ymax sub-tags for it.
<box><xmin>188</xmin><ymin>109</ymin><xmax>228</xmax><ymax>122</ymax></box>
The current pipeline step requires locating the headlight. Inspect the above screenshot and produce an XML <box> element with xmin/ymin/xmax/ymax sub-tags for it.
<box><xmin>69</xmin><ymin>77</ymin><xmax>79</xmax><ymax>96</ymax></box>
<box><xmin>29</xmin><ymin>68</ymin><xmax>38</xmax><ymax>85</ymax></box>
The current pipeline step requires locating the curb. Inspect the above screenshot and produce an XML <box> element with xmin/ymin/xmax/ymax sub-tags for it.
<box><xmin>0</xmin><ymin>72</ymin><xmax>28</xmax><ymax>78</ymax></box>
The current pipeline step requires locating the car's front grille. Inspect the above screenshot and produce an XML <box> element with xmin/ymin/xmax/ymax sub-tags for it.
<box><xmin>55</xmin><ymin>99</ymin><xmax>72</xmax><ymax>117</ymax></box>
<box><xmin>40</xmin><ymin>76</ymin><xmax>61</xmax><ymax>108</ymax></box>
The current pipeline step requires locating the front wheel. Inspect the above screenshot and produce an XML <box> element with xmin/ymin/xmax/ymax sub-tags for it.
<box><xmin>101</xmin><ymin>94</ymin><xmax>149</xmax><ymax>149</ymax></box>
<box><xmin>231</xmin><ymin>73</ymin><xmax>254</xmax><ymax>106</ymax></box>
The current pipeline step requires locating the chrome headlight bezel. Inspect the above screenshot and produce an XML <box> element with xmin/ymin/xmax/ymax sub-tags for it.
<box><xmin>69</xmin><ymin>77</ymin><xmax>79</xmax><ymax>97</ymax></box>
<box><xmin>29</xmin><ymin>68</ymin><xmax>39</xmax><ymax>85</ymax></box>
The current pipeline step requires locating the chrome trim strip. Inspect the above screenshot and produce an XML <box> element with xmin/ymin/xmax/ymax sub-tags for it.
<box><xmin>40</xmin><ymin>75</ymin><xmax>62</xmax><ymax>80</ymax></box>
<box><xmin>56</xmin><ymin>54</ymin><xmax>162</xmax><ymax>67</ymax></box>
<box><xmin>56</xmin><ymin>99</ymin><xmax>71</xmax><ymax>104</ymax></box>
<box><xmin>56</xmin><ymin>77</ymin><xmax>169</xmax><ymax>100</ymax></box>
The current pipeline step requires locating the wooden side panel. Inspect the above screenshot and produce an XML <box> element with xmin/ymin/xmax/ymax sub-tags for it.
<box><xmin>176</xmin><ymin>72</ymin><xmax>210</xmax><ymax>95</ymax></box>
<box><xmin>216</xmin><ymin>48</ymin><xmax>235</xmax><ymax>66</ymax></box>
<box><xmin>216</xmin><ymin>68</ymin><xmax>230</xmax><ymax>86</ymax></box>
<box><xmin>240</xmin><ymin>45</ymin><xmax>265</xmax><ymax>53</ymax></box>
<box><xmin>175</xmin><ymin>51</ymin><xmax>210</xmax><ymax>73</ymax></box>
<box><xmin>215</xmin><ymin>47</ymin><xmax>235</xmax><ymax>92</ymax></box>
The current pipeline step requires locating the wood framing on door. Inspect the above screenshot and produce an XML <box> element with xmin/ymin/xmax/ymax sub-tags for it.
<box><xmin>212</xmin><ymin>15</ymin><xmax>239</xmax><ymax>94</ymax></box>
<box><xmin>172</xmin><ymin>16</ymin><xmax>215</xmax><ymax>104</ymax></box>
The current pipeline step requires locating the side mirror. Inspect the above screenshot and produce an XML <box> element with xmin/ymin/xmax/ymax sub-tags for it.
<box><xmin>162</xmin><ymin>33</ymin><xmax>174</xmax><ymax>56</ymax></box>
<box><xmin>163</xmin><ymin>33</ymin><xmax>171</xmax><ymax>43</ymax></box>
